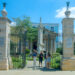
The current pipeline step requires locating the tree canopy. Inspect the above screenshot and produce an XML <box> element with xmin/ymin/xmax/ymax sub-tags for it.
<box><xmin>11</xmin><ymin>16</ymin><xmax>38</xmax><ymax>42</ymax></box>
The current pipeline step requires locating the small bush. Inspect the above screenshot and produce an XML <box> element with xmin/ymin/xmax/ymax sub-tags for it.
<box><xmin>51</xmin><ymin>54</ymin><xmax>61</xmax><ymax>69</ymax></box>
<box><xmin>26</xmin><ymin>48</ymin><xmax>30</xmax><ymax>54</ymax></box>
<box><xmin>26</xmin><ymin>56</ymin><xmax>39</xmax><ymax>61</ymax></box>
<box><xmin>56</xmin><ymin>48</ymin><xmax>63</xmax><ymax>55</ymax></box>
<box><xmin>12</xmin><ymin>56</ymin><xmax>23</xmax><ymax>68</ymax></box>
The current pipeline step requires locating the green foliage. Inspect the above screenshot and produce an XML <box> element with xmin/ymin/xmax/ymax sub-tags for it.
<box><xmin>26</xmin><ymin>56</ymin><xmax>39</xmax><ymax>61</ymax></box>
<box><xmin>11</xmin><ymin>16</ymin><xmax>38</xmax><ymax>55</ymax></box>
<box><xmin>56</xmin><ymin>47</ymin><xmax>63</xmax><ymax>55</ymax></box>
<box><xmin>26</xmin><ymin>48</ymin><xmax>30</xmax><ymax>54</ymax></box>
<box><xmin>51</xmin><ymin>54</ymin><xmax>61</xmax><ymax>69</ymax></box>
<box><xmin>11</xmin><ymin>17</ymin><xmax>32</xmax><ymax>37</ymax></box>
<box><xmin>12</xmin><ymin>56</ymin><xmax>23</xmax><ymax>68</ymax></box>
<box><xmin>27</xmin><ymin>27</ymin><xmax>38</xmax><ymax>41</ymax></box>
<box><xmin>10</xmin><ymin>41</ymin><xmax>17</xmax><ymax>55</ymax></box>
<box><xmin>11</xmin><ymin>17</ymin><xmax>38</xmax><ymax>42</ymax></box>
<box><xmin>11</xmin><ymin>16</ymin><xmax>38</xmax><ymax>49</ymax></box>
<box><xmin>52</xmin><ymin>53</ymin><xmax>60</xmax><ymax>57</ymax></box>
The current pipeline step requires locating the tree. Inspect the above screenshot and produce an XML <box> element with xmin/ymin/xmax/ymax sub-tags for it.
<box><xmin>11</xmin><ymin>16</ymin><xmax>32</xmax><ymax>67</ymax></box>
<box><xmin>11</xmin><ymin>16</ymin><xmax>38</xmax><ymax>54</ymax></box>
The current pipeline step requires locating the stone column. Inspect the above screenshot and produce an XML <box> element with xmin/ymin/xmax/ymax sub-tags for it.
<box><xmin>46</xmin><ymin>39</ymin><xmax>48</xmax><ymax>53</ymax></box>
<box><xmin>61</xmin><ymin>18</ymin><xmax>75</xmax><ymax>70</ymax></box>
<box><xmin>0</xmin><ymin>18</ymin><xmax>11</xmax><ymax>70</ymax></box>
<box><xmin>43</xmin><ymin>39</ymin><xmax>46</xmax><ymax>51</ymax></box>
<box><xmin>48</xmin><ymin>34</ymin><xmax>50</xmax><ymax>53</ymax></box>
<box><xmin>49</xmin><ymin>38</ymin><xmax>51</xmax><ymax>54</ymax></box>
<box><xmin>53</xmin><ymin>38</ymin><xmax>56</xmax><ymax>53</ymax></box>
<box><xmin>50</xmin><ymin>39</ymin><xmax>53</xmax><ymax>55</ymax></box>
<box><xmin>61</xmin><ymin>2</ymin><xmax>75</xmax><ymax>71</ymax></box>
<box><xmin>0</xmin><ymin>3</ymin><xmax>12</xmax><ymax>70</ymax></box>
<box><xmin>37</xmin><ymin>18</ymin><xmax>44</xmax><ymax>54</ymax></box>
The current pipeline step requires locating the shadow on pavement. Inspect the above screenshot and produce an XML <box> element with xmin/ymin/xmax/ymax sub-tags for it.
<box><xmin>39</xmin><ymin>67</ymin><xmax>61</xmax><ymax>71</ymax></box>
<box><xmin>27</xmin><ymin>66</ymin><xmax>61</xmax><ymax>71</ymax></box>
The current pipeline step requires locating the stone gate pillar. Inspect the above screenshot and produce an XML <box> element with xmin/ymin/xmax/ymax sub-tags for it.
<box><xmin>61</xmin><ymin>2</ymin><xmax>75</xmax><ymax>71</ymax></box>
<box><xmin>0</xmin><ymin>3</ymin><xmax>12</xmax><ymax>70</ymax></box>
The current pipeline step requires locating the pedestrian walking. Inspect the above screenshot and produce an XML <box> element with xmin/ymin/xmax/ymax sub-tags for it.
<box><xmin>39</xmin><ymin>51</ymin><xmax>43</xmax><ymax>67</ymax></box>
<box><xmin>44</xmin><ymin>52</ymin><xmax>47</xmax><ymax>68</ymax></box>
<box><xmin>32</xmin><ymin>50</ymin><xmax>37</xmax><ymax>69</ymax></box>
<box><xmin>46</xmin><ymin>52</ymin><xmax>51</xmax><ymax>69</ymax></box>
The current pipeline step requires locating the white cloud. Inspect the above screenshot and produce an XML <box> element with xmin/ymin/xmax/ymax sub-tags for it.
<box><xmin>56</xmin><ymin>7</ymin><xmax>75</xmax><ymax>18</ymax></box>
<box><xmin>11</xmin><ymin>22</ymin><xmax>16</xmax><ymax>26</ymax></box>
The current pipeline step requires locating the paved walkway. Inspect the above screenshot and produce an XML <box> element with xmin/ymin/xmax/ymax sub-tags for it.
<box><xmin>25</xmin><ymin>60</ymin><xmax>60</xmax><ymax>71</ymax></box>
<box><xmin>0</xmin><ymin>61</ymin><xmax>75</xmax><ymax>75</ymax></box>
<box><xmin>25</xmin><ymin>60</ymin><xmax>44</xmax><ymax>71</ymax></box>
<box><xmin>0</xmin><ymin>70</ymin><xmax>75</xmax><ymax>75</ymax></box>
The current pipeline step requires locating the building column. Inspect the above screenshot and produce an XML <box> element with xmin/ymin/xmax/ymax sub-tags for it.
<box><xmin>48</xmin><ymin>34</ymin><xmax>50</xmax><ymax>53</ymax></box>
<box><xmin>46</xmin><ymin>39</ymin><xmax>48</xmax><ymax>53</ymax></box>
<box><xmin>50</xmin><ymin>39</ymin><xmax>53</xmax><ymax>55</ymax></box>
<box><xmin>49</xmin><ymin>38</ymin><xmax>51</xmax><ymax>54</ymax></box>
<box><xmin>43</xmin><ymin>39</ymin><xmax>46</xmax><ymax>51</ymax></box>
<box><xmin>53</xmin><ymin>38</ymin><xmax>56</xmax><ymax>53</ymax></box>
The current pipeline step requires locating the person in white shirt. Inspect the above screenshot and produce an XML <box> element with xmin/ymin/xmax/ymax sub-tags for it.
<box><xmin>46</xmin><ymin>52</ymin><xmax>51</xmax><ymax>69</ymax></box>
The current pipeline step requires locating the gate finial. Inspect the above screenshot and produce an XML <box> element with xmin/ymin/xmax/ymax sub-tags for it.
<box><xmin>1</xmin><ymin>2</ymin><xmax>7</xmax><ymax>17</ymax></box>
<box><xmin>65</xmin><ymin>1</ymin><xmax>71</xmax><ymax>18</ymax></box>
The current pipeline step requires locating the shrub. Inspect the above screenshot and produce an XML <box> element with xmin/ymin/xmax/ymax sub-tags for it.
<box><xmin>56</xmin><ymin>48</ymin><xmax>63</xmax><ymax>55</ymax></box>
<box><xmin>12</xmin><ymin>56</ymin><xmax>24</xmax><ymax>68</ymax></box>
<box><xmin>51</xmin><ymin>54</ymin><xmax>61</xmax><ymax>69</ymax></box>
<box><xmin>26</xmin><ymin>48</ymin><xmax>30</xmax><ymax>54</ymax></box>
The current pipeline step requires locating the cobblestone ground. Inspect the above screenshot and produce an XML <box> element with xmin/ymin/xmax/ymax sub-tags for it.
<box><xmin>0</xmin><ymin>61</ymin><xmax>75</xmax><ymax>75</ymax></box>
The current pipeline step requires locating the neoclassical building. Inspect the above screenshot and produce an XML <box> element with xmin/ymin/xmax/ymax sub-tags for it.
<box><xmin>29</xmin><ymin>18</ymin><xmax>58</xmax><ymax>54</ymax></box>
<box><xmin>10</xmin><ymin>18</ymin><xmax>59</xmax><ymax>55</ymax></box>
<box><xmin>43</xmin><ymin>28</ymin><xmax>58</xmax><ymax>54</ymax></box>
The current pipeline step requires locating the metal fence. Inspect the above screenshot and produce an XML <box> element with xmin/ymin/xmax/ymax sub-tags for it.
<box><xmin>10</xmin><ymin>32</ymin><xmax>27</xmax><ymax>69</ymax></box>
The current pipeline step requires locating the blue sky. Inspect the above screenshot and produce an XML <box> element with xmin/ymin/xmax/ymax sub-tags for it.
<box><xmin>0</xmin><ymin>0</ymin><xmax>75</xmax><ymax>42</ymax></box>
<box><xmin>1</xmin><ymin>0</ymin><xmax>74</xmax><ymax>22</ymax></box>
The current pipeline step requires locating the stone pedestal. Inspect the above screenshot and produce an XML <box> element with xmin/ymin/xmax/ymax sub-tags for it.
<box><xmin>61</xmin><ymin>57</ymin><xmax>75</xmax><ymax>71</ymax></box>
<box><xmin>61</xmin><ymin>18</ymin><xmax>75</xmax><ymax>70</ymax></box>
<box><xmin>0</xmin><ymin>58</ymin><xmax>8</xmax><ymax>70</ymax></box>
<box><xmin>0</xmin><ymin>17</ymin><xmax>12</xmax><ymax>70</ymax></box>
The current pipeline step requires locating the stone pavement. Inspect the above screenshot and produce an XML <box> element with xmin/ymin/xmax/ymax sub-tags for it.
<box><xmin>0</xmin><ymin>70</ymin><xmax>75</xmax><ymax>75</ymax></box>
<box><xmin>25</xmin><ymin>60</ymin><xmax>60</xmax><ymax>71</ymax></box>
<box><xmin>25</xmin><ymin>60</ymin><xmax>44</xmax><ymax>71</ymax></box>
<box><xmin>0</xmin><ymin>61</ymin><xmax>75</xmax><ymax>75</ymax></box>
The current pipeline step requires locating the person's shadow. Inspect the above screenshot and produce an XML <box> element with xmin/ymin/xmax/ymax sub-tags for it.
<box><xmin>38</xmin><ymin>67</ymin><xmax>61</xmax><ymax>72</ymax></box>
<box><xmin>27</xmin><ymin>66</ymin><xmax>61</xmax><ymax>71</ymax></box>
